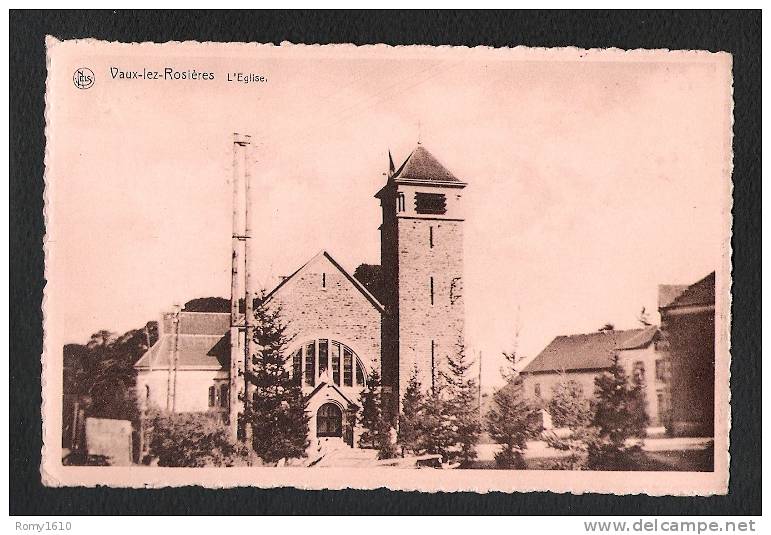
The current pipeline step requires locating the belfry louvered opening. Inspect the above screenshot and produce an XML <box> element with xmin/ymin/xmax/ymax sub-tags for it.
<box><xmin>415</xmin><ymin>192</ymin><xmax>447</xmax><ymax>214</ymax></box>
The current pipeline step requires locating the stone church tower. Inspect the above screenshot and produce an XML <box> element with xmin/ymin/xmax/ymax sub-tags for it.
<box><xmin>376</xmin><ymin>144</ymin><xmax>467</xmax><ymax>414</ymax></box>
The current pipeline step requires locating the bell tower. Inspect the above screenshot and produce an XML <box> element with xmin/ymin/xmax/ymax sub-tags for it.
<box><xmin>376</xmin><ymin>144</ymin><xmax>467</xmax><ymax>414</ymax></box>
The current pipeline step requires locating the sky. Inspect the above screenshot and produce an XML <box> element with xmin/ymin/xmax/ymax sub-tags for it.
<box><xmin>46</xmin><ymin>42</ymin><xmax>732</xmax><ymax>387</ymax></box>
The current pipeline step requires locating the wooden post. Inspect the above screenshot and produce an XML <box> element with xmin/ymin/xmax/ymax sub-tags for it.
<box><xmin>230</xmin><ymin>133</ymin><xmax>252</xmax><ymax>442</ymax></box>
<box><xmin>242</xmin><ymin>134</ymin><xmax>253</xmax><ymax>444</ymax></box>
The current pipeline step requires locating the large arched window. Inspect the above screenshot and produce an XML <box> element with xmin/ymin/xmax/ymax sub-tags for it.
<box><xmin>290</xmin><ymin>339</ymin><xmax>367</xmax><ymax>388</ymax></box>
<box><xmin>316</xmin><ymin>403</ymin><xmax>342</xmax><ymax>437</ymax></box>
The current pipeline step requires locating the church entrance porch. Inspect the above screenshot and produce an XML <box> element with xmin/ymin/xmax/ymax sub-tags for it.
<box><xmin>306</xmin><ymin>381</ymin><xmax>359</xmax><ymax>456</ymax></box>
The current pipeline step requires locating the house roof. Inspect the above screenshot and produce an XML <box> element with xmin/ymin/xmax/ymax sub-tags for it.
<box><xmin>135</xmin><ymin>312</ymin><xmax>230</xmax><ymax>370</ymax></box>
<box><xmin>658</xmin><ymin>284</ymin><xmax>689</xmax><ymax>308</ymax></box>
<box><xmin>263</xmin><ymin>250</ymin><xmax>385</xmax><ymax>314</ymax></box>
<box><xmin>616</xmin><ymin>325</ymin><xmax>659</xmax><ymax>350</ymax></box>
<box><xmin>160</xmin><ymin>311</ymin><xmax>231</xmax><ymax>336</ymax></box>
<box><xmin>663</xmin><ymin>272</ymin><xmax>715</xmax><ymax>309</ymax></box>
<box><xmin>520</xmin><ymin>326</ymin><xmax>658</xmax><ymax>374</ymax></box>
<box><xmin>392</xmin><ymin>145</ymin><xmax>463</xmax><ymax>184</ymax></box>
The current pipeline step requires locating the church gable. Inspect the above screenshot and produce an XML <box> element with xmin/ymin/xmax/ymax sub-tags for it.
<box><xmin>263</xmin><ymin>251</ymin><xmax>383</xmax><ymax>375</ymax></box>
<box><xmin>265</xmin><ymin>251</ymin><xmax>384</xmax><ymax>314</ymax></box>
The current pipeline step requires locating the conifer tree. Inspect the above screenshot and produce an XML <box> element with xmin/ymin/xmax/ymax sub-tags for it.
<box><xmin>415</xmin><ymin>376</ymin><xmax>454</xmax><ymax>461</ymax></box>
<box><xmin>357</xmin><ymin>369</ymin><xmax>397</xmax><ymax>458</ymax></box>
<box><xmin>588</xmin><ymin>353</ymin><xmax>649</xmax><ymax>469</ymax></box>
<box><xmin>397</xmin><ymin>365</ymin><xmax>425</xmax><ymax>456</ymax></box>
<box><xmin>544</xmin><ymin>374</ymin><xmax>596</xmax><ymax>469</ymax></box>
<box><xmin>358</xmin><ymin>369</ymin><xmax>382</xmax><ymax>449</ymax></box>
<box><xmin>245</xmin><ymin>298</ymin><xmax>309</xmax><ymax>465</ymax></box>
<box><xmin>485</xmin><ymin>348</ymin><xmax>540</xmax><ymax>468</ymax></box>
<box><xmin>441</xmin><ymin>338</ymin><xmax>481</xmax><ymax>466</ymax></box>
<box><xmin>547</xmin><ymin>374</ymin><xmax>593</xmax><ymax>429</ymax></box>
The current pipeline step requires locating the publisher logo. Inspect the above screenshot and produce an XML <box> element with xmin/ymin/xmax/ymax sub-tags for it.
<box><xmin>73</xmin><ymin>68</ymin><xmax>95</xmax><ymax>89</ymax></box>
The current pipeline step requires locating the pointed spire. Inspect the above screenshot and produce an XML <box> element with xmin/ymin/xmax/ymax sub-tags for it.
<box><xmin>388</xmin><ymin>150</ymin><xmax>395</xmax><ymax>177</ymax></box>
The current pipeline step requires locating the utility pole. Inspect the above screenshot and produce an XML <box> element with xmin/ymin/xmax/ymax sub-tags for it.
<box><xmin>169</xmin><ymin>305</ymin><xmax>181</xmax><ymax>412</ymax></box>
<box><xmin>478</xmin><ymin>350</ymin><xmax>483</xmax><ymax>423</ymax></box>
<box><xmin>229</xmin><ymin>133</ymin><xmax>252</xmax><ymax>442</ymax></box>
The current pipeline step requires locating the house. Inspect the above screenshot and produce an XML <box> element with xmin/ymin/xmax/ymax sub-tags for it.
<box><xmin>658</xmin><ymin>272</ymin><xmax>715</xmax><ymax>437</ymax></box>
<box><xmin>519</xmin><ymin>325</ymin><xmax>668</xmax><ymax>427</ymax></box>
<box><xmin>134</xmin><ymin>144</ymin><xmax>467</xmax><ymax>453</ymax></box>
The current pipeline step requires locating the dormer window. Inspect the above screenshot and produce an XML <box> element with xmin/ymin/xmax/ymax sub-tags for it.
<box><xmin>415</xmin><ymin>192</ymin><xmax>446</xmax><ymax>215</ymax></box>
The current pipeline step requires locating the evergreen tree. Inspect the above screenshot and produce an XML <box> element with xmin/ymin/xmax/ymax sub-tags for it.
<box><xmin>245</xmin><ymin>299</ymin><xmax>309</xmax><ymax>465</ymax></box>
<box><xmin>485</xmin><ymin>349</ymin><xmax>540</xmax><ymax>468</ymax></box>
<box><xmin>397</xmin><ymin>365</ymin><xmax>425</xmax><ymax>456</ymax></box>
<box><xmin>544</xmin><ymin>374</ymin><xmax>596</xmax><ymax>470</ymax></box>
<box><xmin>358</xmin><ymin>369</ymin><xmax>383</xmax><ymax>449</ymax></box>
<box><xmin>547</xmin><ymin>374</ymin><xmax>593</xmax><ymax>429</ymax></box>
<box><xmin>440</xmin><ymin>338</ymin><xmax>481</xmax><ymax>466</ymax></box>
<box><xmin>588</xmin><ymin>354</ymin><xmax>649</xmax><ymax>469</ymax></box>
<box><xmin>415</xmin><ymin>376</ymin><xmax>455</xmax><ymax>462</ymax></box>
<box><xmin>486</xmin><ymin>377</ymin><xmax>540</xmax><ymax>468</ymax></box>
<box><xmin>357</xmin><ymin>369</ymin><xmax>396</xmax><ymax>458</ymax></box>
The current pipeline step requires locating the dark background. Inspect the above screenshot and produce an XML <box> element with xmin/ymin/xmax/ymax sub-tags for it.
<box><xmin>10</xmin><ymin>10</ymin><xmax>761</xmax><ymax>515</ymax></box>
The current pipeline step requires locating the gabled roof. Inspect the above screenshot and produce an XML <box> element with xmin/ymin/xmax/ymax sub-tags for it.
<box><xmin>305</xmin><ymin>381</ymin><xmax>359</xmax><ymax>408</ymax></box>
<box><xmin>263</xmin><ymin>250</ymin><xmax>385</xmax><ymax>314</ymax></box>
<box><xmin>392</xmin><ymin>145</ymin><xmax>463</xmax><ymax>184</ymax></box>
<box><xmin>521</xmin><ymin>327</ymin><xmax>658</xmax><ymax>374</ymax></box>
<box><xmin>135</xmin><ymin>312</ymin><xmax>230</xmax><ymax>370</ymax></box>
<box><xmin>663</xmin><ymin>272</ymin><xmax>715</xmax><ymax>309</ymax></box>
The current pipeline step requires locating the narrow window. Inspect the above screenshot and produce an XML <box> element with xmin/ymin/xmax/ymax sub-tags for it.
<box><xmin>145</xmin><ymin>384</ymin><xmax>150</xmax><ymax>401</ymax></box>
<box><xmin>343</xmin><ymin>348</ymin><xmax>353</xmax><ymax>387</ymax></box>
<box><xmin>429</xmin><ymin>226</ymin><xmax>434</xmax><ymax>248</ymax></box>
<box><xmin>208</xmin><ymin>386</ymin><xmax>216</xmax><ymax>407</ymax></box>
<box><xmin>219</xmin><ymin>384</ymin><xmax>229</xmax><ymax>409</ymax></box>
<box><xmin>397</xmin><ymin>192</ymin><xmax>405</xmax><ymax>212</ymax></box>
<box><xmin>331</xmin><ymin>342</ymin><xmax>341</xmax><ymax>385</ymax></box>
<box><xmin>633</xmin><ymin>361</ymin><xmax>645</xmax><ymax>384</ymax></box>
<box><xmin>322</xmin><ymin>272</ymin><xmax>326</xmax><ymax>288</ymax></box>
<box><xmin>292</xmin><ymin>349</ymin><xmax>302</xmax><ymax>384</ymax></box>
<box><xmin>534</xmin><ymin>383</ymin><xmax>541</xmax><ymax>398</ymax></box>
<box><xmin>430</xmin><ymin>276</ymin><xmax>434</xmax><ymax>305</ymax></box>
<box><xmin>319</xmin><ymin>339</ymin><xmax>329</xmax><ymax>376</ymax></box>
<box><xmin>304</xmin><ymin>343</ymin><xmax>316</xmax><ymax>387</ymax></box>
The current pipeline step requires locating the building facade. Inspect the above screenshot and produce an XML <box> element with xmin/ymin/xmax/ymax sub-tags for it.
<box><xmin>658</xmin><ymin>272</ymin><xmax>715</xmax><ymax>437</ymax></box>
<box><xmin>134</xmin><ymin>144</ymin><xmax>467</xmax><ymax>453</ymax></box>
<box><xmin>519</xmin><ymin>326</ymin><xmax>669</xmax><ymax>428</ymax></box>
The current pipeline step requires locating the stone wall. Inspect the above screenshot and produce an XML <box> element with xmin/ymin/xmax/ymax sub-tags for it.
<box><xmin>397</xmin><ymin>217</ymin><xmax>464</xmax><ymax>399</ymax></box>
<box><xmin>269</xmin><ymin>253</ymin><xmax>382</xmax><ymax>378</ymax></box>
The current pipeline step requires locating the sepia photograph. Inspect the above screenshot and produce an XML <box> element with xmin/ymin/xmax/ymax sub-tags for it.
<box><xmin>40</xmin><ymin>37</ymin><xmax>733</xmax><ymax>495</ymax></box>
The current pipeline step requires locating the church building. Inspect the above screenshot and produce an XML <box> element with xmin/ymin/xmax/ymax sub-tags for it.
<box><xmin>134</xmin><ymin>144</ymin><xmax>467</xmax><ymax>453</ymax></box>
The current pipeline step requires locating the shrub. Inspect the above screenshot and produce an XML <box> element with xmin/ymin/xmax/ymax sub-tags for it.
<box><xmin>146</xmin><ymin>410</ymin><xmax>254</xmax><ymax>467</ymax></box>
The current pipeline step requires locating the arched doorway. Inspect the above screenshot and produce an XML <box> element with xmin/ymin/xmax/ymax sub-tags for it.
<box><xmin>316</xmin><ymin>403</ymin><xmax>343</xmax><ymax>438</ymax></box>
